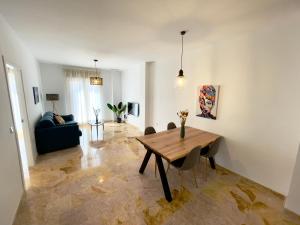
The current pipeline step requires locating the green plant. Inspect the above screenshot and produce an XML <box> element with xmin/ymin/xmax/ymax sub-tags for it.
<box><xmin>107</xmin><ymin>102</ymin><xmax>127</xmax><ymax>120</ymax></box>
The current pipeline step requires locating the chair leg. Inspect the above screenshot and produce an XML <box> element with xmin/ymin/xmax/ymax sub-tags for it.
<box><xmin>199</xmin><ymin>156</ymin><xmax>203</xmax><ymax>178</ymax></box>
<box><xmin>192</xmin><ymin>167</ymin><xmax>198</xmax><ymax>188</ymax></box>
<box><xmin>166</xmin><ymin>163</ymin><xmax>170</xmax><ymax>174</ymax></box>
<box><xmin>178</xmin><ymin>170</ymin><xmax>184</xmax><ymax>187</ymax></box>
<box><xmin>155</xmin><ymin>161</ymin><xmax>157</xmax><ymax>177</ymax></box>
<box><xmin>205</xmin><ymin>157</ymin><xmax>208</xmax><ymax>181</ymax></box>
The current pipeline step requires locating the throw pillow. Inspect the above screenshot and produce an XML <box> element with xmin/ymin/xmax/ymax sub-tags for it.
<box><xmin>55</xmin><ymin>115</ymin><xmax>65</xmax><ymax>125</ymax></box>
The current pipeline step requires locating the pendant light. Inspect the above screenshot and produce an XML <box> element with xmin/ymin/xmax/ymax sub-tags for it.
<box><xmin>178</xmin><ymin>30</ymin><xmax>186</xmax><ymax>78</ymax></box>
<box><xmin>90</xmin><ymin>59</ymin><xmax>103</xmax><ymax>85</ymax></box>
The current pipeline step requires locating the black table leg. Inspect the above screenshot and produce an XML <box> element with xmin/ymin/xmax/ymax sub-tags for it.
<box><xmin>139</xmin><ymin>150</ymin><xmax>152</xmax><ymax>174</ymax></box>
<box><xmin>209</xmin><ymin>157</ymin><xmax>216</xmax><ymax>169</ymax></box>
<box><xmin>155</xmin><ymin>154</ymin><xmax>172</xmax><ymax>202</ymax></box>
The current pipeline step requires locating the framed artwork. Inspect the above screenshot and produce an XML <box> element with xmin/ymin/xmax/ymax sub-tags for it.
<box><xmin>196</xmin><ymin>85</ymin><xmax>220</xmax><ymax>120</ymax></box>
<box><xmin>33</xmin><ymin>87</ymin><xmax>39</xmax><ymax>104</ymax></box>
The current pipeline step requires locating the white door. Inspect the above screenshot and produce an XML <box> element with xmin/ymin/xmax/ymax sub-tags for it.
<box><xmin>5</xmin><ymin>63</ymin><xmax>32</xmax><ymax>186</ymax></box>
<box><xmin>0</xmin><ymin>57</ymin><xmax>25</xmax><ymax>225</ymax></box>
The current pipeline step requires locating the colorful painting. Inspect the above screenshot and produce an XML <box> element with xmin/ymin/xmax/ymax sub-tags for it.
<box><xmin>196</xmin><ymin>85</ymin><xmax>219</xmax><ymax>120</ymax></box>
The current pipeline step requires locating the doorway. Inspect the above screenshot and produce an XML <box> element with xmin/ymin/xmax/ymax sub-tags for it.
<box><xmin>4</xmin><ymin>61</ymin><xmax>33</xmax><ymax>188</ymax></box>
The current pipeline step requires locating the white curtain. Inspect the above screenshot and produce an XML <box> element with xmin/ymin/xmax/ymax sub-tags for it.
<box><xmin>65</xmin><ymin>69</ymin><xmax>103</xmax><ymax>124</ymax></box>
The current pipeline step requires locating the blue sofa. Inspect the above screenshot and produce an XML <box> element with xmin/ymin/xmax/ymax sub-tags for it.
<box><xmin>35</xmin><ymin>112</ymin><xmax>82</xmax><ymax>154</ymax></box>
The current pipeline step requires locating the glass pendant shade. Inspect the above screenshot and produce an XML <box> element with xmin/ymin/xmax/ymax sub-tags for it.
<box><xmin>90</xmin><ymin>59</ymin><xmax>103</xmax><ymax>85</ymax></box>
<box><xmin>90</xmin><ymin>76</ymin><xmax>103</xmax><ymax>85</ymax></box>
<box><xmin>176</xmin><ymin>73</ymin><xmax>186</xmax><ymax>88</ymax></box>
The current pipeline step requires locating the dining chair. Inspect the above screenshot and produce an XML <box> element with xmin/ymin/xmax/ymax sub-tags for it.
<box><xmin>144</xmin><ymin>126</ymin><xmax>157</xmax><ymax>176</ymax></box>
<box><xmin>164</xmin><ymin>122</ymin><xmax>177</xmax><ymax>173</ymax></box>
<box><xmin>170</xmin><ymin>146</ymin><xmax>202</xmax><ymax>187</ymax></box>
<box><xmin>144</xmin><ymin>126</ymin><xmax>156</xmax><ymax>136</ymax></box>
<box><xmin>167</xmin><ymin>122</ymin><xmax>177</xmax><ymax>130</ymax></box>
<box><xmin>200</xmin><ymin>137</ymin><xmax>221</xmax><ymax>179</ymax></box>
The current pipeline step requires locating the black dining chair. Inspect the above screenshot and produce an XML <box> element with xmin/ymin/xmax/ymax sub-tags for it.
<box><xmin>170</xmin><ymin>146</ymin><xmax>202</xmax><ymax>187</ymax></box>
<box><xmin>144</xmin><ymin>126</ymin><xmax>157</xmax><ymax>176</ymax></box>
<box><xmin>167</xmin><ymin>122</ymin><xmax>177</xmax><ymax>130</ymax></box>
<box><xmin>200</xmin><ymin>138</ymin><xmax>221</xmax><ymax>179</ymax></box>
<box><xmin>144</xmin><ymin>126</ymin><xmax>156</xmax><ymax>136</ymax></box>
<box><xmin>164</xmin><ymin>122</ymin><xmax>177</xmax><ymax>173</ymax></box>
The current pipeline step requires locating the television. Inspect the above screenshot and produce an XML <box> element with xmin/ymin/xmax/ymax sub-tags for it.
<box><xmin>128</xmin><ymin>102</ymin><xmax>139</xmax><ymax>117</ymax></box>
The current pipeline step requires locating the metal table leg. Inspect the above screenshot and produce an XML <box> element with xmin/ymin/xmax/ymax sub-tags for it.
<box><xmin>155</xmin><ymin>154</ymin><xmax>172</xmax><ymax>202</ymax></box>
<box><xmin>139</xmin><ymin>150</ymin><xmax>152</xmax><ymax>174</ymax></box>
<box><xmin>96</xmin><ymin>124</ymin><xmax>98</xmax><ymax>140</ymax></box>
<box><xmin>90</xmin><ymin>125</ymin><xmax>92</xmax><ymax>141</ymax></box>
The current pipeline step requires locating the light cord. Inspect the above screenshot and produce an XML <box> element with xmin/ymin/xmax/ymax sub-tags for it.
<box><xmin>181</xmin><ymin>34</ymin><xmax>183</xmax><ymax>69</ymax></box>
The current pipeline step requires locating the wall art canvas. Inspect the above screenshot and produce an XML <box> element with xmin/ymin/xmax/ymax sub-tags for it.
<box><xmin>196</xmin><ymin>85</ymin><xmax>219</xmax><ymax>120</ymax></box>
<box><xmin>33</xmin><ymin>87</ymin><xmax>39</xmax><ymax>104</ymax></box>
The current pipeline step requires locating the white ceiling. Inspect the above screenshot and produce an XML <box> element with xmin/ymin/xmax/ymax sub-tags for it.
<box><xmin>0</xmin><ymin>0</ymin><xmax>299</xmax><ymax>69</ymax></box>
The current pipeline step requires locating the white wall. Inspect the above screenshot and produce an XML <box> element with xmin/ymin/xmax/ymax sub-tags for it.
<box><xmin>0</xmin><ymin>15</ymin><xmax>44</xmax><ymax>225</ymax></box>
<box><xmin>0</xmin><ymin>17</ymin><xmax>43</xmax><ymax>163</ymax></box>
<box><xmin>146</xmin><ymin>12</ymin><xmax>300</xmax><ymax>195</ymax></box>
<box><xmin>40</xmin><ymin>62</ymin><xmax>122</xmax><ymax>121</ymax></box>
<box><xmin>112</xmin><ymin>71</ymin><xmax>122</xmax><ymax>106</ymax></box>
<box><xmin>39</xmin><ymin>63</ymin><xmax>67</xmax><ymax>114</ymax></box>
<box><xmin>285</xmin><ymin>145</ymin><xmax>300</xmax><ymax>214</ymax></box>
<box><xmin>100</xmin><ymin>69</ymin><xmax>122</xmax><ymax>121</ymax></box>
<box><xmin>122</xmin><ymin>63</ymin><xmax>146</xmax><ymax>131</ymax></box>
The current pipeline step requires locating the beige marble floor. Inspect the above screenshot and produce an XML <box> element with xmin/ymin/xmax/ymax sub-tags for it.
<box><xmin>14</xmin><ymin>123</ymin><xmax>300</xmax><ymax>225</ymax></box>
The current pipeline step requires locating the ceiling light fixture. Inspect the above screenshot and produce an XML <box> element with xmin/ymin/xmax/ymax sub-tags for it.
<box><xmin>178</xmin><ymin>30</ymin><xmax>186</xmax><ymax>78</ymax></box>
<box><xmin>90</xmin><ymin>59</ymin><xmax>103</xmax><ymax>85</ymax></box>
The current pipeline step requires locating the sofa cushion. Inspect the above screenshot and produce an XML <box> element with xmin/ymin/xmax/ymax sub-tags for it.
<box><xmin>55</xmin><ymin>115</ymin><xmax>65</xmax><ymax>125</ymax></box>
<box><xmin>64</xmin><ymin>121</ymin><xmax>78</xmax><ymax>126</ymax></box>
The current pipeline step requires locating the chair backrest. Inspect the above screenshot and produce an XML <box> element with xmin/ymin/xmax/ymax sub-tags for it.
<box><xmin>167</xmin><ymin>122</ymin><xmax>177</xmax><ymax>130</ymax></box>
<box><xmin>207</xmin><ymin>138</ymin><xmax>221</xmax><ymax>157</ymax></box>
<box><xmin>144</xmin><ymin>126</ymin><xmax>156</xmax><ymax>135</ymax></box>
<box><xmin>180</xmin><ymin>146</ymin><xmax>202</xmax><ymax>170</ymax></box>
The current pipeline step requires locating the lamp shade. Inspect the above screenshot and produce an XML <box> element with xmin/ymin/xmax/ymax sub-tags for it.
<box><xmin>46</xmin><ymin>94</ymin><xmax>59</xmax><ymax>101</ymax></box>
<box><xmin>90</xmin><ymin>77</ymin><xmax>103</xmax><ymax>85</ymax></box>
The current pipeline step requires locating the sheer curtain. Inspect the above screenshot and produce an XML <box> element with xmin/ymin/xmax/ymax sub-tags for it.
<box><xmin>65</xmin><ymin>69</ymin><xmax>103</xmax><ymax>124</ymax></box>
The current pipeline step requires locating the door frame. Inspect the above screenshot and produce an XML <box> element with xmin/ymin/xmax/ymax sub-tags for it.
<box><xmin>2</xmin><ymin>55</ymin><xmax>30</xmax><ymax>189</ymax></box>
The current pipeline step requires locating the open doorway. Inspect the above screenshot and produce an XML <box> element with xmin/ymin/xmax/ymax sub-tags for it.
<box><xmin>4</xmin><ymin>60</ymin><xmax>33</xmax><ymax>189</ymax></box>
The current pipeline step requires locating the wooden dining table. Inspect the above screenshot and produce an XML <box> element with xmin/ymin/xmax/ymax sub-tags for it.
<box><xmin>136</xmin><ymin>126</ymin><xmax>221</xmax><ymax>202</ymax></box>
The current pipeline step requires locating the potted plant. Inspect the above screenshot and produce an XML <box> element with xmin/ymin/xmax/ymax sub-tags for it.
<box><xmin>107</xmin><ymin>102</ymin><xmax>127</xmax><ymax>123</ymax></box>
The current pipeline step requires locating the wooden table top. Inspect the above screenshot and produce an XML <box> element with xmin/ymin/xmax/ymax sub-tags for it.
<box><xmin>136</xmin><ymin>126</ymin><xmax>221</xmax><ymax>162</ymax></box>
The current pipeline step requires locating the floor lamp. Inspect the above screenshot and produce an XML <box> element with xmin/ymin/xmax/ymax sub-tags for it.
<box><xmin>46</xmin><ymin>94</ymin><xmax>59</xmax><ymax>113</ymax></box>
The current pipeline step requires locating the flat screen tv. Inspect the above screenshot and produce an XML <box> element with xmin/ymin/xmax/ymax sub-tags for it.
<box><xmin>128</xmin><ymin>102</ymin><xmax>139</xmax><ymax>117</ymax></box>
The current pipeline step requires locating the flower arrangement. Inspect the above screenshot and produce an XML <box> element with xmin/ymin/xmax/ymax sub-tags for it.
<box><xmin>93</xmin><ymin>107</ymin><xmax>101</xmax><ymax>124</ymax></box>
<box><xmin>177</xmin><ymin>110</ymin><xmax>189</xmax><ymax>138</ymax></box>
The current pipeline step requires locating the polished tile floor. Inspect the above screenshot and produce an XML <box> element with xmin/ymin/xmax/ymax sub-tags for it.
<box><xmin>14</xmin><ymin>123</ymin><xmax>300</xmax><ymax>225</ymax></box>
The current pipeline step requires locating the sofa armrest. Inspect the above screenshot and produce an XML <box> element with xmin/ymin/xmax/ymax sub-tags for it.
<box><xmin>61</xmin><ymin>114</ymin><xmax>74</xmax><ymax>122</ymax></box>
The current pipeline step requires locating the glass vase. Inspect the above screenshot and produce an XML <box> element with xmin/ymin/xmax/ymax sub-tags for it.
<box><xmin>180</xmin><ymin>122</ymin><xmax>185</xmax><ymax>139</ymax></box>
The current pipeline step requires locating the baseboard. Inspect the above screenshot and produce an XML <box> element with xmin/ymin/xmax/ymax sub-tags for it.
<box><xmin>215</xmin><ymin>164</ymin><xmax>285</xmax><ymax>200</ymax></box>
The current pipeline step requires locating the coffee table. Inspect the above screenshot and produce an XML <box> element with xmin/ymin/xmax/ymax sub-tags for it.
<box><xmin>88</xmin><ymin>120</ymin><xmax>104</xmax><ymax>140</ymax></box>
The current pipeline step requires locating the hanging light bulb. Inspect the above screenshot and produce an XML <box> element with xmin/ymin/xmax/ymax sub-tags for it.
<box><xmin>90</xmin><ymin>59</ymin><xmax>103</xmax><ymax>85</ymax></box>
<box><xmin>176</xmin><ymin>30</ymin><xmax>187</xmax><ymax>87</ymax></box>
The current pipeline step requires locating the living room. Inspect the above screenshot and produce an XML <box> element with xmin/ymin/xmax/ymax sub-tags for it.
<box><xmin>1</xmin><ymin>1</ymin><xmax>300</xmax><ymax>225</ymax></box>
